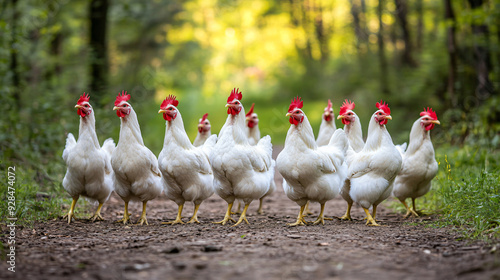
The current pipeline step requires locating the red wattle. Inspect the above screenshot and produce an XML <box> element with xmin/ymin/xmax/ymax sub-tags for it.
<box><xmin>227</xmin><ymin>107</ymin><xmax>241</xmax><ymax>115</ymax></box>
<box><xmin>425</xmin><ymin>124</ymin><xmax>435</xmax><ymax>131</ymax></box>
<box><xmin>341</xmin><ymin>119</ymin><xmax>350</xmax><ymax>125</ymax></box>
<box><xmin>247</xmin><ymin>121</ymin><xmax>255</xmax><ymax>128</ymax></box>
<box><xmin>324</xmin><ymin>115</ymin><xmax>332</xmax><ymax>122</ymax></box>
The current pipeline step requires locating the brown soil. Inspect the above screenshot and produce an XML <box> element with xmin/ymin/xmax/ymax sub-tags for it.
<box><xmin>1</xmin><ymin>150</ymin><xmax>499</xmax><ymax>280</ymax></box>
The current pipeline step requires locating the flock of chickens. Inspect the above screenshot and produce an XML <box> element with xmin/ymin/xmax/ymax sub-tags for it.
<box><xmin>62</xmin><ymin>89</ymin><xmax>440</xmax><ymax>227</ymax></box>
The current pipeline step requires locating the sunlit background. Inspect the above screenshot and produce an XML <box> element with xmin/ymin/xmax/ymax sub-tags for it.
<box><xmin>1</xmin><ymin>0</ymin><xmax>498</xmax><ymax>179</ymax></box>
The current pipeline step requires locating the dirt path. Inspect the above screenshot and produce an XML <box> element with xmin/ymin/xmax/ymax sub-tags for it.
<box><xmin>1</xmin><ymin>151</ymin><xmax>499</xmax><ymax>279</ymax></box>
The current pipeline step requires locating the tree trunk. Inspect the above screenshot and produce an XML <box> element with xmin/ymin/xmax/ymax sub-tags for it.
<box><xmin>416</xmin><ymin>0</ymin><xmax>423</xmax><ymax>51</ymax></box>
<box><xmin>350</xmin><ymin>0</ymin><xmax>363</xmax><ymax>53</ymax></box>
<box><xmin>314</xmin><ymin>2</ymin><xmax>330</xmax><ymax>64</ymax></box>
<box><xmin>10</xmin><ymin>0</ymin><xmax>20</xmax><ymax>109</ymax></box>
<box><xmin>444</xmin><ymin>0</ymin><xmax>457</xmax><ymax>107</ymax></box>
<box><xmin>467</xmin><ymin>0</ymin><xmax>495</xmax><ymax>102</ymax></box>
<box><xmin>89</xmin><ymin>0</ymin><xmax>109</xmax><ymax>106</ymax></box>
<box><xmin>394</xmin><ymin>0</ymin><xmax>416</xmax><ymax>67</ymax></box>
<box><xmin>377</xmin><ymin>0</ymin><xmax>389</xmax><ymax>94</ymax></box>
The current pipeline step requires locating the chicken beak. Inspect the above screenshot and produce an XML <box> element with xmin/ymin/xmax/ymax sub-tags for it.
<box><xmin>225</xmin><ymin>104</ymin><xmax>230</xmax><ymax>108</ymax></box>
<box><xmin>113</xmin><ymin>106</ymin><xmax>119</xmax><ymax>111</ymax></box>
<box><xmin>431</xmin><ymin>120</ymin><xmax>441</xmax><ymax>125</ymax></box>
<box><xmin>285</xmin><ymin>112</ymin><xmax>292</xmax><ymax>117</ymax></box>
<box><xmin>75</xmin><ymin>105</ymin><xmax>83</xmax><ymax>109</ymax></box>
<box><xmin>337</xmin><ymin>115</ymin><xmax>345</xmax><ymax>120</ymax></box>
<box><xmin>198</xmin><ymin>123</ymin><xmax>203</xmax><ymax>128</ymax></box>
<box><xmin>385</xmin><ymin>115</ymin><xmax>392</xmax><ymax>120</ymax></box>
<box><xmin>158</xmin><ymin>109</ymin><xmax>167</xmax><ymax>114</ymax></box>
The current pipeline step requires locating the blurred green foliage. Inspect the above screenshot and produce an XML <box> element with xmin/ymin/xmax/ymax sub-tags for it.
<box><xmin>0</xmin><ymin>0</ymin><xmax>498</xmax><ymax>228</ymax></box>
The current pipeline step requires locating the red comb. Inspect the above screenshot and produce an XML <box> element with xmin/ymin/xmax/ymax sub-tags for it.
<box><xmin>114</xmin><ymin>90</ymin><xmax>130</xmax><ymax>106</ymax></box>
<box><xmin>227</xmin><ymin>88</ymin><xmax>242</xmax><ymax>103</ymax></box>
<box><xmin>339</xmin><ymin>99</ymin><xmax>355</xmax><ymax>115</ymax></box>
<box><xmin>200</xmin><ymin>113</ymin><xmax>209</xmax><ymax>122</ymax></box>
<box><xmin>376</xmin><ymin>100</ymin><xmax>391</xmax><ymax>115</ymax></box>
<box><xmin>246</xmin><ymin>103</ymin><xmax>255</xmax><ymax>117</ymax></box>
<box><xmin>161</xmin><ymin>95</ymin><xmax>179</xmax><ymax>108</ymax></box>
<box><xmin>326</xmin><ymin>99</ymin><xmax>332</xmax><ymax>111</ymax></box>
<box><xmin>420</xmin><ymin>107</ymin><xmax>438</xmax><ymax>120</ymax></box>
<box><xmin>77</xmin><ymin>93</ymin><xmax>90</xmax><ymax>105</ymax></box>
<box><xmin>288</xmin><ymin>96</ymin><xmax>303</xmax><ymax>113</ymax></box>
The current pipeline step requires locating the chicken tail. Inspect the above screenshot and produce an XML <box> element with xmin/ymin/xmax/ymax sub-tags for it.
<box><xmin>102</xmin><ymin>138</ymin><xmax>116</xmax><ymax>156</ymax></box>
<box><xmin>62</xmin><ymin>133</ymin><xmax>77</xmax><ymax>162</ymax></box>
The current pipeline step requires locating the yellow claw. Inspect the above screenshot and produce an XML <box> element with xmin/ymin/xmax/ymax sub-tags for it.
<box><xmin>137</xmin><ymin>201</ymin><xmax>149</xmax><ymax>225</ymax></box>
<box><xmin>214</xmin><ymin>202</ymin><xmax>236</xmax><ymax>225</ymax></box>
<box><xmin>116</xmin><ymin>201</ymin><xmax>131</xmax><ymax>224</ymax></box>
<box><xmin>232</xmin><ymin>204</ymin><xmax>250</xmax><ymax>227</ymax></box>
<box><xmin>186</xmin><ymin>204</ymin><xmax>201</xmax><ymax>224</ymax></box>
<box><xmin>64</xmin><ymin>197</ymin><xmax>79</xmax><ymax>224</ymax></box>
<box><xmin>312</xmin><ymin>203</ymin><xmax>332</xmax><ymax>225</ymax></box>
<box><xmin>90</xmin><ymin>203</ymin><xmax>104</xmax><ymax>222</ymax></box>
<box><xmin>288</xmin><ymin>205</ymin><xmax>308</xmax><ymax>226</ymax></box>
<box><xmin>163</xmin><ymin>204</ymin><xmax>185</xmax><ymax>225</ymax></box>
<box><xmin>363</xmin><ymin>207</ymin><xmax>380</xmax><ymax>226</ymax></box>
<box><xmin>336</xmin><ymin>202</ymin><xmax>353</xmax><ymax>221</ymax></box>
<box><xmin>257</xmin><ymin>198</ymin><xmax>264</xmax><ymax>215</ymax></box>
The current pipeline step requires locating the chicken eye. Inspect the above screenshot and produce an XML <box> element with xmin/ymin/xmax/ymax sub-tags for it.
<box><xmin>378</xmin><ymin>112</ymin><xmax>383</xmax><ymax>115</ymax></box>
<box><xmin>84</xmin><ymin>104</ymin><xmax>89</xmax><ymax>108</ymax></box>
<box><xmin>122</xmin><ymin>104</ymin><xmax>127</xmax><ymax>107</ymax></box>
<box><xmin>234</xmin><ymin>101</ymin><xmax>239</xmax><ymax>105</ymax></box>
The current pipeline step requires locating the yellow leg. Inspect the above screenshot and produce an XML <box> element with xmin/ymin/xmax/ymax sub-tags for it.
<box><xmin>312</xmin><ymin>203</ymin><xmax>333</xmax><ymax>225</ymax></box>
<box><xmin>288</xmin><ymin>205</ymin><xmax>308</xmax><ymax>226</ymax></box>
<box><xmin>363</xmin><ymin>207</ymin><xmax>380</xmax><ymax>226</ymax></box>
<box><xmin>63</xmin><ymin>197</ymin><xmax>79</xmax><ymax>224</ymax></box>
<box><xmin>411</xmin><ymin>198</ymin><xmax>423</xmax><ymax>216</ymax></box>
<box><xmin>304</xmin><ymin>201</ymin><xmax>313</xmax><ymax>215</ymax></box>
<box><xmin>214</xmin><ymin>202</ymin><xmax>236</xmax><ymax>225</ymax></box>
<box><xmin>137</xmin><ymin>201</ymin><xmax>149</xmax><ymax>225</ymax></box>
<box><xmin>257</xmin><ymin>198</ymin><xmax>264</xmax><ymax>215</ymax></box>
<box><xmin>336</xmin><ymin>201</ymin><xmax>353</xmax><ymax>221</ymax></box>
<box><xmin>163</xmin><ymin>204</ymin><xmax>185</xmax><ymax>225</ymax></box>
<box><xmin>372</xmin><ymin>204</ymin><xmax>378</xmax><ymax>220</ymax></box>
<box><xmin>232</xmin><ymin>203</ymin><xmax>250</xmax><ymax>226</ymax></box>
<box><xmin>233</xmin><ymin>200</ymin><xmax>241</xmax><ymax>214</ymax></box>
<box><xmin>187</xmin><ymin>204</ymin><xmax>201</xmax><ymax>224</ymax></box>
<box><xmin>116</xmin><ymin>201</ymin><xmax>130</xmax><ymax>224</ymax></box>
<box><xmin>400</xmin><ymin>199</ymin><xmax>419</xmax><ymax>218</ymax></box>
<box><xmin>90</xmin><ymin>202</ymin><xmax>104</xmax><ymax>222</ymax></box>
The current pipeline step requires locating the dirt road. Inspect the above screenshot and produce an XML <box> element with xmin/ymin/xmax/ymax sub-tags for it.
<box><xmin>1</xmin><ymin>160</ymin><xmax>499</xmax><ymax>279</ymax></box>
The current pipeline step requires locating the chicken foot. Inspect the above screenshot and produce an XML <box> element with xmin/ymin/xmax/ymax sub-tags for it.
<box><xmin>257</xmin><ymin>198</ymin><xmax>264</xmax><ymax>215</ymax></box>
<box><xmin>312</xmin><ymin>203</ymin><xmax>333</xmax><ymax>225</ymax></box>
<box><xmin>400</xmin><ymin>198</ymin><xmax>419</xmax><ymax>218</ymax></box>
<box><xmin>214</xmin><ymin>202</ymin><xmax>236</xmax><ymax>225</ymax></box>
<box><xmin>232</xmin><ymin>203</ymin><xmax>250</xmax><ymax>226</ymax></box>
<box><xmin>90</xmin><ymin>202</ymin><xmax>104</xmax><ymax>222</ymax></box>
<box><xmin>186</xmin><ymin>204</ymin><xmax>201</xmax><ymax>224</ymax></box>
<box><xmin>163</xmin><ymin>204</ymin><xmax>185</xmax><ymax>225</ymax></box>
<box><xmin>362</xmin><ymin>207</ymin><xmax>380</xmax><ymax>226</ymax></box>
<box><xmin>335</xmin><ymin>201</ymin><xmax>353</xmax><ymax>221</ymax></box>
<box><xmin>137</xmin><ymin>201</ymin><xmax>149</xmax><ymax>225</ymax></box>
<box><xmin>63</xmin><ymin>197</ymin><xmax>79</xmax><ymax>224</ymax></box>
<box><xmin>116</xmin><ymin>201</ymin><xmax>131</xmax><ymax>224</ymax></box>
<box><xmin>288</xmin><ymin>205</ymin><xmax>308</xmax><ymax>226</ymax></box>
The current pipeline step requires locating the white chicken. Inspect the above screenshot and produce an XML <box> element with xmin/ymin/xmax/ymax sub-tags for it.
<box><xmin>193</xmin><ymin>113</ymin><xmax>212</xmax><ymax>147</ymax></box>
<box><xmin>210</xmin><ymin>88</ymin><xmax>274</xmax><ymax>226</ymax></box>
<box><xmin>158</xmin><ymin>95</ymin><xmax>216</xmax><ymax>224</ymax></box>
<box><xmin>111</xmin><ymin>91</ymin><xmax>162</xmax><ymax>225</ymax></box>
<box><xmin>246</xmin><ymin>103</ymin><xmax>260</xmax><ymax>145</ymax></box>
<box><xmin>336</xmin><ymin>99</ymin><xmax>365</xmax><ymax>220</ymax></box>
<box><xmin>316</xmin><ymin>99</ymin><xmax>337</xmax><ymax>146</ymax></box>
<box><xmin>277</xmin><ymin>97</ymin><xmax>348</xmax><ymax>226</ymax></box>
<box><xmin>393</xmin><ymin>108</ymin><xmax>440</xmax><ymax>217</ymax></box>
<box><xmin>344</xmin><ymin>100</ymin><xmax>402</xmax><ymax>226</ymax></box>
<box><xmin>62</xmin><ymin>93</ymin><xmax>115</xmax><ymax>224</ymax></box>
<box><xmin>337</xmin><ymin>100</ymin><xmax>364</xmax><ymax>152</ymax></box>
<box><xmin>243</xmin><ymin>103</ymin><xmax>276</xmax><ymax>214</ymax></box>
